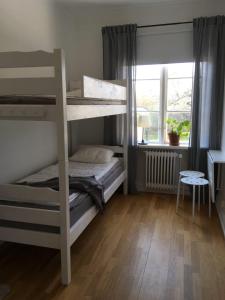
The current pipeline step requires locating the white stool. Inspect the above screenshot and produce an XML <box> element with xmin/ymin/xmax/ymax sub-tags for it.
<box><xmin>176</xmin><ymin>177</ymin><xmax>211</xmax><ymax>217</ymax></box>
<box><xmin>179</xmin><ymin>170</ymin><xmax>205</xmax><ymax>178</ymax></box>
<box><xmin>178</xmin><ymin>170</ymin><xmax>205</xmax><ymax>203</ymax></box>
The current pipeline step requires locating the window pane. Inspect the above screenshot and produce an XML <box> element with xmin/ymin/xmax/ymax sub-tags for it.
<box><xmin>137</xmin><ymin>112</ymin><xmax>160</xmax><ymax>143</ymax></box>
<box><xmin>166</xmin><ymin>112</ymin><xmax>191</xmax><ymax>143</ymax></box>
<box><xmin>136</xmin><ymin>80</ymin><xmax>160</xmax><ymax>112</ymax></box>
<box><xmin>136</xmin><ymin>63</ymin><xmax>193</xmax><ymax>145</ymax></box>
<box><xmin>167</xmin><ymin>78</ymin><xmax>192</xmax><ymax>111</ymax></box>
<box><xmin>136</xmin><ymin>65</ymin><xmax>161</xmax><ymax>80</ymax></box>
<box><xmin>168</xmin><ymin>63</ymin><xmax>193</xmax><ymax>78</ymax></box>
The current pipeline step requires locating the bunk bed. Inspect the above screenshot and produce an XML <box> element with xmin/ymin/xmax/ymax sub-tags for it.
<box><xmin>0</xmin><ymin>49</ymin><xmax>128</xmax><ymax>285</ymax></box>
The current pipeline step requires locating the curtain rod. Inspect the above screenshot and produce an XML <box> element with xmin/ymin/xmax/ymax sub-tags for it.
<box><xmin>137</xmin><ymin>21</ymin><xmax>193</xmax><ymax>29</ymax></box>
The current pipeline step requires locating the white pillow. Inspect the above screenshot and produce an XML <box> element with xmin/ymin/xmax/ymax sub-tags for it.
<box><xmin>70</xmin><ymin>147</ymin><xmax>114</xmax><ymax>164</ymax></box>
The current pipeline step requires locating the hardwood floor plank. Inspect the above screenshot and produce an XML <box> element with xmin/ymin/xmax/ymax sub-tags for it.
<box><xmin>138</xmin><ymin>267</ymin><xmax>168</xmax><ymax>300</ymax></box>
<box><xmin>183</xmin><ymin>264</ymin><xmax>193</xmax><ymax>300</ymax></box>
<box><xmin>0</xmin><ymin>193</ymin><xmax>224</xmax><ymax>300</ymax></box>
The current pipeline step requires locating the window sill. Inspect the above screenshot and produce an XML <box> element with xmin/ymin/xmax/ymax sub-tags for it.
<box><xmin>137</xmin><ymin>143</ymin><xmax>189</xmax><ymax>150</ymax></box>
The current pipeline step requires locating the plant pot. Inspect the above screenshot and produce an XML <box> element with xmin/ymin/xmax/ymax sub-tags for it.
<box><xmin>168</xmin><ymin>132</ymin><xmax>180</xmax><ymax>146</ymax></box>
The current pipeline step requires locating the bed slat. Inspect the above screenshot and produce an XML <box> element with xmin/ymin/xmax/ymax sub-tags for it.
<box><xmin>0</xmin><ymin>227</ymin><xmax>60</xmax><ymax>249</ymax></box>
<box><xmin>67</xmin><ymin>104</ymin><xmax>126</xmax><ymax>121</ymax></box>
<box><xmin>0</xmin><ymin>78</ymin><xmax>55</xmax><ymax>95</ymax></box>
<box><xmin>0</xmin><ymin>104</ymin><xmax>56</xmax><ymax>121</ymax></box>
<box><xmin>0</xmin><ymin>51</ymin><xmax>54</xmax><ymax>68</ymax></box>
<box><xmin>0</xmin><ymin>184</ymin><xmax>59</xmax><ymax>206</ymax></box>
<box><xmin>0</xmin><ymin>205</ymin><xmax>60</xmax><ymax>226</ymax></box>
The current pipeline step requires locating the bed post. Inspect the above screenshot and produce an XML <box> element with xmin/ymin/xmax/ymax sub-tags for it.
<box><xmin>54</xmin><ymin>49</ymin><xmax>71</xmax><ymax>285</ymax></box>
<box><xmin>123</xmin><ymin>80</ymin><xmax>128</xmax><ymax>195</ymax></box>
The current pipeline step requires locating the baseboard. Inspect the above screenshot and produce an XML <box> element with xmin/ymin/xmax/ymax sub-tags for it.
<box><xmin>136</xmin><ymin>182</ymin><xmax>190</xmax><ymax>195</ymax></box>
<box><xmin>136</xmin><ymin>182</ymin><xmax>145</xmax><ymax>192</ymax></box>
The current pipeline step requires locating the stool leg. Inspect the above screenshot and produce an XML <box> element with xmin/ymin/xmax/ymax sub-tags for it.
<box><xmin>176</xmin><ymin>175</ymin><xmax>181</xmax><ymax>212</ymax></box>
<box><xmin>182</xmin><ymin>182</ymin><xmax>185</xmax><ymax>202</ymax></box>
<box><xmin>209</xmin><ymin>185</ymin><xmax>211</xmax><ymax>217</ymax></box>
<box><xmin>203</xmin><ymin>186</ymin><xmax>205</xmax><ymax>205</ymax></box>
<box><xmin>192</xmin><ymin>185</ymin><xmax>195</xmax><ymax>218</ymax></box>
<box><xmin>198</xmin><ymin>185</ymin><xmax>200</xmax><ymax>211</ymax></box>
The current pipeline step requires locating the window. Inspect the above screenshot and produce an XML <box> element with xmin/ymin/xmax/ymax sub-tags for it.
<box><xmin>136</xmin><ymin>63</ymin><xmax>193</xmax><ymax>145</ymax></box>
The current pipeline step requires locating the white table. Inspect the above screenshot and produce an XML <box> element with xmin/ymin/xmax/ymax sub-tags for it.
<box><xmin>207</xmin><ymin>150</ymin><xmax>225</xmax><ymax>203</ymax></box>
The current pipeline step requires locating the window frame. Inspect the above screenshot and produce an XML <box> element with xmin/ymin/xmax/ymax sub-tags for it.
<box><xmin>136</xmin><ymin>63</ymin><xmax>193</xmax><ymax>145</ymax></box>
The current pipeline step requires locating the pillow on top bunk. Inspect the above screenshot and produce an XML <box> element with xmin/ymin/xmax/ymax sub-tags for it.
<box><xmin>70</xmin><ymin>147</ymin><xmax>114</xmax><ymax>164</ymax></box>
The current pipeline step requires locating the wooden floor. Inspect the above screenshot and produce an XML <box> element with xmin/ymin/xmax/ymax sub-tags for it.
<box><xmin>0</xmin><ymin>193</ymin><xmax>225</xmax><ymax>300</ymax></box>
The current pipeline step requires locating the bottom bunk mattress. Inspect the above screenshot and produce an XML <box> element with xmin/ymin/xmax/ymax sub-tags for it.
<box><xmin>18</xmin><ymin>157</ymin><xmax>123</xmax><ymax>206</ymax></box>
<box><xmin>0</xmin><ymin>193</ymin><xmax>94</xmax><ymax>233</ymax></box>
<box><xmin>0</xmin><ymin>158</ymin><xmax>124</xmax><ymax>233</ymax></box>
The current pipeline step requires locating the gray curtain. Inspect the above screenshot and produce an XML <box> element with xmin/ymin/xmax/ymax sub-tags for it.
<box><xmin>189</xmin><ymin>16</ymin><xmax>225</xmax><ymax>173</ymax></box>
<box><xmin>102</xmin><ymin>24</ymin><xmax>137</xmax><ymax>192</ymax></box>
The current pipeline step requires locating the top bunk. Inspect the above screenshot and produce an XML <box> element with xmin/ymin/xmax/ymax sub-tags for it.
<box><xmin>0</xmin><ymin>49</ymin><xmax>127</xmax><ymax>122</ymax></box>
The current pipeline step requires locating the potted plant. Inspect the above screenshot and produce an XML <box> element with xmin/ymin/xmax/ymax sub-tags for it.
<box><xmin>166</xmin><ymin>118</ymin><xmax>191</xmax><ymax>146</ymax></box>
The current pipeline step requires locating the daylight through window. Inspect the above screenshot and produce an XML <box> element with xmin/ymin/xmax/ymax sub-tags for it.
<box><xmin>136</xmin><ymin>63</ymin><xmax>193</xmax><ymax>145</ymax></box>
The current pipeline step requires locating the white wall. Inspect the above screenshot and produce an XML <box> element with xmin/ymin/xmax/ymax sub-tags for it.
<box><xmin>0</xmin><ymin>0</ymin><xmax>60</xmax><ymax>183</ymax></box>
<box><xmin>1</xmin><ymin>0</ymin><xmax>225</xmax><ymax>184</ymax></box>
<box><xmin>54</xmin><ymin>0</ymin><xmax>225</xmax><ymax>151</ymax></box>
<box><xmin>55</xmin><ymin>0</ymin><xmax>225</xmax><ymax>80</ymax></box>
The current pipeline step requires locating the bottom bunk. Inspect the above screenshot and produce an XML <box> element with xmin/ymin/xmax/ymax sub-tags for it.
<box><xmin>0</xmin><ymin>146</ymin><xmax>127</xmax><ymax>284</ymax></box>
<box><xmin>0</xmin><ymin>155</ymin><xmax>125</xmax><ymax>248</ymax></box>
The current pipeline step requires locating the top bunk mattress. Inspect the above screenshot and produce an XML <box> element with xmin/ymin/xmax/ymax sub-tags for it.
<box><xmin>0</xmin><ymin>76</ymin><xmax>126</xmax><ymax>105</ymax></box>
<box><xmin>0</xmin><ymin>95</ymin><xmax>126</xmax><ymax>105</ymax></box>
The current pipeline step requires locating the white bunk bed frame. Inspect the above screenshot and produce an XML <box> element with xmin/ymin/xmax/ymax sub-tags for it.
<box><xmin>0</xmin><ymin>49</ymin><xmax>128</xmax><ymax>285</ymax></box>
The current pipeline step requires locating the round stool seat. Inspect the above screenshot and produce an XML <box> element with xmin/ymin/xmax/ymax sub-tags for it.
<box><xmin>179</xmin><ymin>170</ymin><xmax>204</xmax><ymax>178</ymax></box>
<box><xmin>181</xmin><ymin>177</ymin><xmax>209</xmax><ymax>186</ymax></box>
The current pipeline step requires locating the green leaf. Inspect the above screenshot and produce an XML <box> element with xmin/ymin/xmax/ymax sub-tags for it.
<box><xmin>166</xmin><ymin>117</ymin><xmax>191</xmax><ymax>137</ymax></box>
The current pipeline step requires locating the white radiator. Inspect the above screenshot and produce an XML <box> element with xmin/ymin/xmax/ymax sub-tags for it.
<box><xmin>145</xmin><ymin>150</ymin><xmax>182</xmax><ymax>192</ymax></box>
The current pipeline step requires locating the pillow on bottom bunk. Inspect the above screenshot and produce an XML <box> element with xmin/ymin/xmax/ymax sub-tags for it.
<box><xmin>70</xmin><ymin>147</ymin><xmax>113</xmax><ymax>164</ymax></box>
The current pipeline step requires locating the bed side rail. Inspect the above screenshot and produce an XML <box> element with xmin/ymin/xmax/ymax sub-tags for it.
<box><xmin>0</xmin><ymin>227</ymin><xmax>60</xmax><ymax>249</ymax></box>
<box><xmin>69</xmin><ymin>76</ymin><xmax>127</xmax><ymax>101</ymax></box>
<box><xmin>0</xmin><ymin>204</ymin><xmax>60</xmax><ymax>226</ymax></box>
<box><xmin>0</xmin><ymin>184</ymin><xmax>59</xmax><ymax>206</ymax></box>
<box><xmin>107</xmin><ymin>79</ymin><xmax>127</xmax><ymax>87</ymax></box>
<box><xmin>83</xmin><ymin>76</ymin><xmax>126</xmax><ymax>100</ymax></box>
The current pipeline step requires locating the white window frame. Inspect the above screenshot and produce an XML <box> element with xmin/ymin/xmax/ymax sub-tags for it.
<box><xmin>136</xmin><ymin>63</ymin><xmax>193</xmax><ymax>145</ymax></box>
